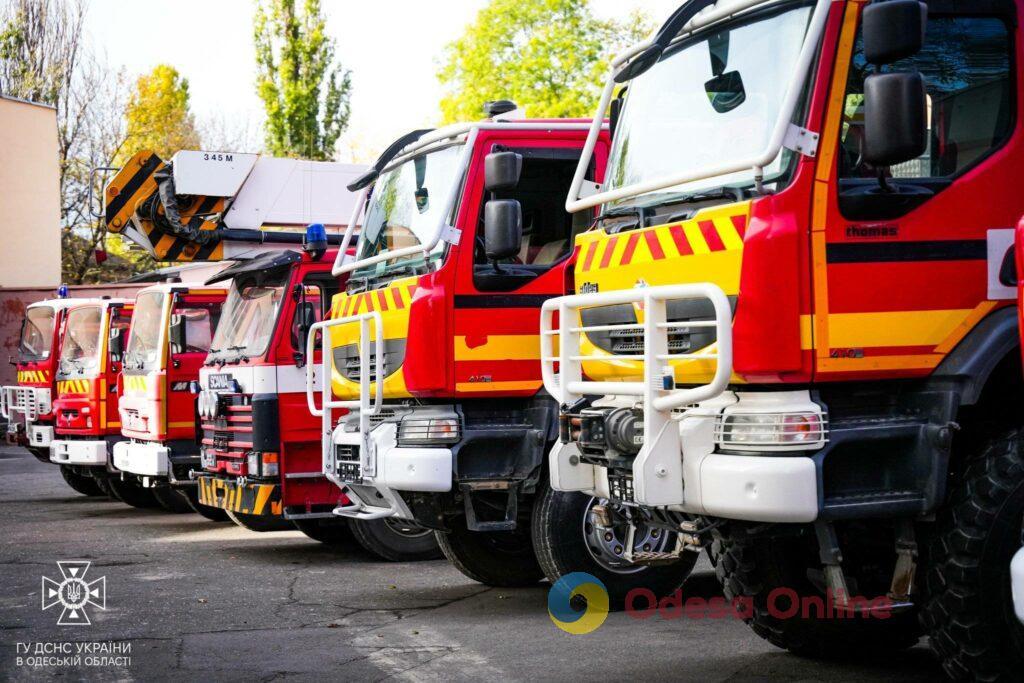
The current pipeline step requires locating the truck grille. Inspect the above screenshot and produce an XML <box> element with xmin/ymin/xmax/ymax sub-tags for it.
<box><xmin>580</xmin><ymin>297</ymin><xmax>736</xmax><ymax>357</ymax></box>
<box><xmin>335</xmin><ymin>443</ymin><xmax>361</xmax><ymax>482</ymax></box>
<box><xmin>201</xmin><ymin>393</ymin><xmax>253</xmax><ymax>475</ymax></box>
<box><xmin>332</xmin><ymin>339</ymin><xmax>407</xmax><ymax>382</ymax></box>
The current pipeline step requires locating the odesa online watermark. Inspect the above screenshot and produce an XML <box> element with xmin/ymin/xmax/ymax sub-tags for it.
<box><xmin>548</xmin><ymin>572</ymin><xmax>898</xmax><ymax>635</ymax></box>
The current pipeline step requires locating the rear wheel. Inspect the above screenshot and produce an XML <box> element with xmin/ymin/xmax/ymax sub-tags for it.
<box><xmin>226</xmin><ymin>510</ymin><xmax>294</xmax><ymax>532</ymax></box>
<box><xmin>293</xmin><ymin>517</ymin><xmax>355</xmax><ymax>546</ymax></box>
<box><xmin>152</xmin><ymin>486</ymin><xmax>194</xmax><ymax>513</ymax></box>
<box><xmin>183</xmin><ymin>488</ymin><xmax>229</xmax><ymax>521</ymax></box>
<box><xmin>349</xmin><ymin>518</ymin><xmax>441</xmax><ymax>562</ymax></box>
<box><xmin>711</xmin><ymin>528</ymin><xmax>922</xmax><ymax>659</ymax></box>
<box><xmin>107</xmin><ymin>476</ymin><xmax>161</xmax><ymax>509</ymax></box>
<box><xmin>436</xmin><ymin>514</ymin><xmax>543</xmax><ymax>586</ymax></box>
<box><xmin>531</xmin><ymin>481</ymin><xmax>697</xmax><ymax>611</ymax></box>
<box><xmin>922</xmin><ymin>428</ymin><xmax>1024</xmax><ymax>681</ymax></box>
<box><xmin>59</xmin><ymin>465</ymin><xmax>103</xmax><ymax>497</ymax></box>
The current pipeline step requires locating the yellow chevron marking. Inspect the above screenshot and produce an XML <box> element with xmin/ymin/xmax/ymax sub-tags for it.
<box><xmin>456</xmin><ymin>380</ymin><xmax>542</xmax><ymax>393</ymax></box>
<box><xmin>454</xmin><ymin>335</ymin><xmax>541</xmax><ymax>361</ymax></box>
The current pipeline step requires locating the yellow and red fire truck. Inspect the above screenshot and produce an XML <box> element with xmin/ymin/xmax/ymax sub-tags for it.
<box><xmin>541</xmin><ymin>0</ymin><xmax>1024</xmax><ymax>677</ymax></box>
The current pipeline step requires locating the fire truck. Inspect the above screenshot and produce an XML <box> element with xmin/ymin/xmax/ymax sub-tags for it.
<box><xmin>111</xmin><ymin>282</ymin><xmax>227</xmax><ymax>516</ymax></box>
<box><xmin>3</xmin><ymin>296</ymin><xmax>109</xmax><ymax>495</ymax></box>
<box><xmin>540</xmin><ymin>0</ymin><xmax>1024</xmax><ymax>677</ymax></box>
<box><xmin>48</xmin><ymin>298</ymin><xmax>144</xmax><ymax>503</ymax></box>
<box><xmin>305</xmin><ymin>108</ymin><xmax>693</xmax><ymax>599</ymax></box>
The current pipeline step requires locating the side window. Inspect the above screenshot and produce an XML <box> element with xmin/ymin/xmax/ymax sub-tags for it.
<box><xmin>473</xmin><ymin>147</ymin><xmax>590</xmax><ymax>292</ymax></box>
<box><xmin>839</xmin><ymin>15</ymin><xmax>1013</xmax><ymax>182</ymax></box>
<box><xmin>172</xmin><ymin>306</ymin><xmax>217</xmax><ymax>355</ymax></box>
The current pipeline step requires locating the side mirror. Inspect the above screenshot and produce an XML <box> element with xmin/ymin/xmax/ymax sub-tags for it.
<box><xmin>862</xmin><ymin>72</ymin><xmax>927</xmax><ymax>168</ymax></box>
<box><xmin>293</xmin><ymin>302</ymin><xmax>317</xmax><ymax>366</ymax></box>
<box><xmin>108</xmin><ymin>327</ymin><xmax>124</xmax><ymax>361</ymax></box>
<box><xmin>484</xmin><ymin>152</ymin><xmax>523</xmax><ymax>192</ymax></box>
<box><xmin>168</xmin><ymin>314</ymin><xmax>186</xmax><ymax>354</ymax></box>
<box><xmin>484</xmin><ymin>200</ymin><xmax>523</xmax><ymax>262</ymax></box>
<box><xmin>863</xmin><ymin>0</ymin><xmax>927</xmax><ymax>65</ymax></box>
<box><xmin>609</xmin><ymin>91</ymin><xmax>625</xmax><ymax>140</ymax></box>
<box><xmin>704</xmin><ymin>71</ymin><xmax>746</xmax><ymax>114</ymax></box>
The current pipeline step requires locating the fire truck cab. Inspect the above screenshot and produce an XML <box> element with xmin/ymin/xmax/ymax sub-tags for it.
<box><xmin>541</xmin><ymin>0</ymin><xmax>1024</xmax><ymax>677</ymax></box>
<box><xmin>49</xmin><ymin>298</ymin><xmax>133</xmax><ymax>496</ymax></box>
<box><xmin>111</xmin><ymin>282</ymin><xmax>226</xmax><ymax>514</ymax></box>
<box><xmin>307</xmin><ymin>112</ymin><xmax>695</xmax><ymax>599</ymax></box>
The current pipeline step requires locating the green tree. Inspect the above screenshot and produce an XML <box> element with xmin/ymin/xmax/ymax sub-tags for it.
<box><xmin>438</xmin><ymin>0</ymin><xmax>651</xmax><ymax>124</ymax></box>
<box><xmin>118</xmin><ymin>64</ymin><xmax>200</xmax><ymax>164</ymax></box>
<box><xmin>253</xmin><ymin>0</ymin><xmax>351</xmax><ymax>160</ymax></box>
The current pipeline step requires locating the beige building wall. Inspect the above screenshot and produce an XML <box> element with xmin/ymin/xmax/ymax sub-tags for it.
<box><xmin>0</xmin><ymin>96</ymin><xmax>62</xmax><ymax>288</ymax></box>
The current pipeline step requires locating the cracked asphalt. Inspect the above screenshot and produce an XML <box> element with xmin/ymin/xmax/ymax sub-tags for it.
<box><xmin>0</xmin><ymin>446</ymin><xmax>945</xmax><ymax>682</ymax></box>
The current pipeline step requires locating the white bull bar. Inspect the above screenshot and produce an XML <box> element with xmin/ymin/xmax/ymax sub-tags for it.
<box><xmin>540</xmin><ymin>283</ymin><xmax>733</xmax><ymax>506</ymax></box>
<box><xmin>1</xmin><ymin>385</ymin><xmax>48</xmax><ymax>423</ymax></box>
<box><xmin>305</xmin><ymin>312</ymin><xmax>393</xmax><ymax>519</ymax></box>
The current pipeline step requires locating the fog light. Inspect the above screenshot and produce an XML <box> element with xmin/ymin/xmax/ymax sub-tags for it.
<box><xmin>247</xmin><ymin>452</ymin><xmax>260</xmax><ymax>476</ymax></box>
<box><xmin>716</xmin><ymin>412</ymin><xmax>826</xmax><ymax>451</ymax></box>
<box><xmin>397</xmin><ymin>417</ymin><xmax>461</xmax><ymax>445</ymax></box>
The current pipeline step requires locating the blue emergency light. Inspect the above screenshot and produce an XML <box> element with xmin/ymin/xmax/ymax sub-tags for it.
<box><xmin>304</xmin><ymin>223</ymin><xmax>328</xmax><ymax>261</ymax></box>
<box><xmin>57</xmin><ymin>284</ymin><xmax>69</xmax><ymax>298</ymax></box>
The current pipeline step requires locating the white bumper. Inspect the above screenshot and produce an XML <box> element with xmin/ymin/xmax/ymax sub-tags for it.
<box><xmin>28</xmin><ymin>425</ymin><xmax>54</xmax><ymax>448</ymax></box>
<box><xmin>112</xmin><ymin>440</ymin><xmax>170</xmax><ymax>477</ymax></box>
<box><xmin>50</xmin><ymin>440</ymin><xmax>108</xmax><ymax>466</ymax></box>
<box><xmin>1013</xmin><ymin>548</ymin><xmax>1024</xmax><ymax>624</ymax></box>
<box><xmin>327</xmin><ymin>423</ymin><xmax>452</xmax><ymax>520</ymax></box>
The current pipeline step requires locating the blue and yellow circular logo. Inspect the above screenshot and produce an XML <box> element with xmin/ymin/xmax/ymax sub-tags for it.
<box><xmin>548</xmin><ymin>572</ymin><xmax>609</xmax><ymax>635</ymax></box>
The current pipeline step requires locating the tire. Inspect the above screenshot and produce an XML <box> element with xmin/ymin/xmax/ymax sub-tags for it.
<box><xmin>436</xmin><ymin>514</ymin><xmax>543</xmax><ymax>586</ymax></box>
<box><xmin>28</xmin><ymin>447</ymin><xmax>51</xmax><ymax>464</ymax></box>
<box><xmin>92</xmin><ymin>474</ymin><xmax>117</xmax><ymax>500</ymax></box>
<box><xmin>348</xmin><ymin>518</ymin><xmax>442</xmax><ymax>562</ymax></box>
<box><xmin>59</xmin><ymin>465</ymin><xmax>103</xmax><ymax>497</ymax></box>
<box><xmin>711</xmin><ymin>528</ymin><xmax>922</xmax><ymax>659</ymax></box>
<box><xmin>184</xmin><ymin>488</ymin><xmax>229</xmax><ymax>522</ymax></box>
<box><xmin>293</xmin><ymin>517</ymin><xmax>355</xmax><ymax>546</ymax></box>
<box><xmin>921</xmin><ymin>428</ymin><xmax>1024</xmax><ymax>681</ymax></box>
<box><xmin>106</xmin><ymin>476</ymin><xmax>161</xmax><ymax>509</ymax></box>
<box><xmin>152</xmin><ymin>486</ymin><xmax>194</xmax><ymax>513</ymax></box>
<box><xmin>531</xmin><ymin>481</ymin><xmax>697</xmax><ymax>611</ymax></box>
<box><xmin>226</xmin><ymin>510</ymin><xmax>294</xmax><ymax>532</ymax></box>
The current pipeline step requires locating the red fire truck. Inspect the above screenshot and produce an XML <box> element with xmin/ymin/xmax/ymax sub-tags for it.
<box><xmin>540</xmin><ymin>0</ymin><xmax>1024</xmax><ymax>677</ymax></box>
<box><xmin>3</xmin><ymin>296</ymin><xmax>109</xmax><ymax>495</ymax></box>
<box><xmin>48</xmin><ymin>298</ymin><xmax>145</xmax><ymax>503</ymax></box>
<box><xmin>111</xmin><ymin>282</ymin><xmax>227</xmax><ymax>516</ymax></box>
<box><xmin>306</xmin><ymin>109</ymin><xmax>693</xmax><ymax>601</ymax></box>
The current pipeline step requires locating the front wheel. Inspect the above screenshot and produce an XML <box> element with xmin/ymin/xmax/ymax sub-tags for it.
<box><xmin>922</xmin><ymin>428</ymin><xmax>1024</xmax><ymax>681</ymax></box>
<box><xmin>349</xmin><ymin>518</ymin><xmax>441</xmax><ymax>562</ymax></box>
<box><xmin>531</xmin><ymin>482</ymin><xmax>697</xmax><ymax>611</ymax></box>
<box><xmin>152</xmin><ymin>486</ymin><xmax>194</xmax><ymax>513</ymax></box>
<box><xmin>107</xmin><ymin>476</ymin><xmax>160</xmax><ymax>509</ymax></box>
<box><xmin>293</xmin><ymin>517</ymin><xmax>355</xmax><ymax>546</ymax></box>
<box><xmin>59</xmin><ymin>465</ymin><xmax>103</xmax><ymax>497</ymax></box>
<box><xmin>436</xmin><ymin>514</ymin><xmax>543</xmax><ymax>586</ymax></box>
<box><xmin>184</xmin><ymin>488</ymin><xmax>229</xmax><ymax>521</ymax></box>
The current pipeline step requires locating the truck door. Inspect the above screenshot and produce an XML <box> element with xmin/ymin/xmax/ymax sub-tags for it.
<box><xmin>166</xmin><ymin>296</ymin><xmax>220</xmax><ymax>441</ymax></box>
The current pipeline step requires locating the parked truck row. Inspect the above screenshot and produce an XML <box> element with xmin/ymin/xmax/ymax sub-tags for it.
<box><xmin>4</xmin><ymin>1</ymin><xmax>1024</xmax><ymax>680</ymax></box>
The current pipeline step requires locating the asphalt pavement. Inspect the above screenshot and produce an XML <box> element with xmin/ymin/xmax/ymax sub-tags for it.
<box><xmin>0</xmin><ymin>445</ymin><xmax>944</xmax><ymax>681</ymax></box>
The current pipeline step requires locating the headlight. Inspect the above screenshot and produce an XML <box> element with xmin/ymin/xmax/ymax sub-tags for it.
<box><xmin>397</xmin><ymin>417</ymin><xmax>461</xmax><ymax>446</ymax></box>
<box><xmin>716</xmin><ymin>412</ymin><xmax>827</xmax><ymax>451</ymax></box>
<box><xmin>247</xmin><ymin>452</ymin><xmax>260</xmax><ymax>476</ymax></box>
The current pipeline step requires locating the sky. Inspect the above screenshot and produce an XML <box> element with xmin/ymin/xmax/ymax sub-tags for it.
<box><xmin>84</xmin><ymin>0</ymin><xmax>679</xmax><ymax>162</ymax></box>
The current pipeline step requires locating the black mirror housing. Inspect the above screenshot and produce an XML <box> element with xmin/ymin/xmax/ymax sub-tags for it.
<box><xmin>863</xmin><ymin>72</ymin><xmax>928</xmax><ymax>168</ymax></box>
<box><xmin>863</xmin><ymin>0</ymin><xmax>927</xmax><ymax>65</ymax></box>
<box><xmin>484</xmin><ymin>152</ymin><xmax>523</xmax><ymax>192</ymax></box>
<box><xmin>168</xmin><ymin>314</ymin><xmax>186</xmax><ymax>354</ymax></box>
<box><xmin>108</xmin><ymin>327</ymin><xmax>124</xmax><ymax>360</ymax></box>
<box><xmin>484</xmin><ymin>200</ymin><xmax>523</xmax><ymax>261</ymax></box>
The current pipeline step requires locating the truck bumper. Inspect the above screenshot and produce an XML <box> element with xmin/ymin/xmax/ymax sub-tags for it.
<box><xmin>50</xmin><ymin>439</ymin><xmax>108</xmax><ymax>466</ymax></box>
<box><xmin>196</xmin><ymin>475</ymin><xmax>282</xmax><ymax>516</ymax></box>
<box><xmin>327</xmin><ymin>422</ymin><xmax>452</xmax><ymax>521</ymax></box>
<box><xmin>112</xmin><ymin>441</ymin><xmax>170</xmax><ymax>477</ymax></box>
<box><xmin>28</xmin><ymin>424</ymin><xmax>54</xmax><ymax>449</ymax></box>
<box><xmin>549</xmin><ymin>435</ymin><xmax>819</xmax><ymax>524</ymax></box>
<box><xmin>1013</xmin><ymin>548</ymin><xmax>1024</xmax><ymax>624</ymax></box>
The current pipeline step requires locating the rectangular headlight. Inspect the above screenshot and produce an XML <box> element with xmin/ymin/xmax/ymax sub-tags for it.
<box><xmin>716</xmin><ymin>412</ymin><xmax>827</xmax><ymax>452</ymax></box>
<box><xmin>397</xmin><ymin>417</ymin><xmax>461</xmax><ymax>446</ymax></box>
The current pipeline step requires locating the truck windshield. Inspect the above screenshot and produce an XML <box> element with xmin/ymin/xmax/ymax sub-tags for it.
<box><xmin>18</xmin><ymin>306</ymin><xmax>56</xmax><ymax>361</ymax></box>
<box><xmin>208</xmin><ymin>272</ymin><xmax>288</xmax><ymax>363</ymax></box>
<box><xmin>352</xmin><ymin>143</ymin><xmax>463</xmax><ymax>281</ymax></box>
<box><xmin>58</xmin><ymin>306</ymin><xmax>103</xmax><ymax>375</ymax></box>
<box><xmin>605</xmin><ymin>2</ymin><xmax>813</xmax><ymax>207</ymax></box>
<box><xmin>124</xmin><ymin>291</ymin><xmax>167</xmax><ymax>373</ymax></box>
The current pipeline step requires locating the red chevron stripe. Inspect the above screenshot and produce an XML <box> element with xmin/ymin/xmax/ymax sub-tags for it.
<box><xmin>643</xmin><ymin>231</ymin><xmax>666</xmax><ymax>260</ymax></box>
<box><xmin>620</xmin><ymin>233</ymin><xmax>641</xmax><ymax>265</ymax></box>
<box><xmin>699</xmin><ymin>221</ymin><xmax>725</xmax><ymax>251</ymax></box>
<box><xmin>599</xmin><ymin>236</ymin><xmax>619</xmax><ymax>269</ymax></box>
<box><xmin>375</xmin><ymin>289</ymin><xmax>389</xmax><ymax>312</ymax></box>
<box><xmin>391</xmin><ymin>287</ymin><xmax>405</xmax><ymax>309</ymax></box>
<box><xmin>731</xmin><ymin>215</ymin><xmax>747</xmax><ymax>239</ymax></box>
<box><xmin>581</xmin><ymin>242</ymin><xmax>598</xmax><ymax>272</ymax></box>
<box><xmin>669</xmin><ymin>225</ymin><xmax>693</xmax><ymax>256</ymax></box>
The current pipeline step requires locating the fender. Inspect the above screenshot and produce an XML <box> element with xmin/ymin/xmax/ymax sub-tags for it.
<box><xmin>931</xmin><ymin>307</ymin><xmax>1019</xmax><ymax>406</ymax></box>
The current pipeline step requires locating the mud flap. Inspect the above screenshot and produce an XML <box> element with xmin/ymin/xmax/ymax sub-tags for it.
<box><xmin>197</xmin><ymin>476</ymin><xmax>282</xmax><ymax>516</ymax></box>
